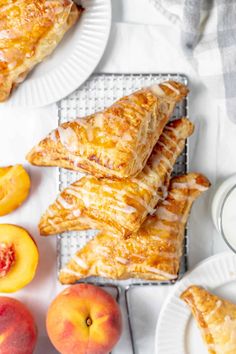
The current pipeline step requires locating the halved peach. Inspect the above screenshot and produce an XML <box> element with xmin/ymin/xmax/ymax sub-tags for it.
<box><xmin>0</xmin><ymin>164</ymin><xmax>30</xmax><ymax>216</ymax></box>
<box><xmin>0</xmin><ymin>224</ymin><xmax>39</xmax><ymax>293</ymax></box>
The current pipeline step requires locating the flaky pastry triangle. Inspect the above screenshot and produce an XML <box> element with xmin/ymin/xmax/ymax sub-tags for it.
<box><xmin>39</xmin><ymin>118</ymin><xmax>194</xmax><ymax>237</ymax></box>
<box><xmin>0</xmin><ymin>0</ymin><xmax>81</xmax><ymax>101</ymax></box>
<box><xmin>27</xmin><ymin>81</ymin><xmax>188</xmax><ymax>179</ymax></box>
<box><xmin>59</xmin><ymin>173</ymin><xmax>210</xmax><ymax>283</ymax></box>
<box><xmin>181</xmin><ymin>285</ymin><xmax>236</xmax><ymax>354</ymax></box>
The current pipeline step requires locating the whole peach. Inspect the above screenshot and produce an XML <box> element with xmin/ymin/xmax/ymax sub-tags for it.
<box><xmin>46</xmin><ymin>284</ymin><xmax>122</xmax><ymax>354</ymax></box>
<box><xmin>0</xmin><ymin>297</ymin><xmax>37</xmax><ymax>354</ymax></box>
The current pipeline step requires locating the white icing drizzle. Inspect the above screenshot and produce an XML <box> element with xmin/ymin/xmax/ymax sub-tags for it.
<box><xmin>153</xmin><ymin>155</ymin><xmax>173</xmax><ymax>171</ymax></box>
<box><xmin>151</xmin><ymin>234</ymin><xmax>179</xmax><ymax>246</ymax></box>
<box><xmin>94</xmin><ymin>261</ymin><xmax>114</xmax><ymax>272</ymax></box>
<box><xmin>123</xmin><ymin>132</ymin><xmax>133</xmax><ymax>141</ymax></box>
<box><xmin>75</xmin><ymin>118</ymin><xmax>88</xmax><ymax>128</ymax></box>
<box><xmin>58</xmin><ymin>127</ymin><xmax>79</xmax><ymax>152</ymax></box>
<box><xmin>149</xmin><ymin>234</ymin><xmax>169</xmax><ymax>242</ymax></box>
<box><xmin>205</xmin><ymin>300</ymin><xmax>222</xmax><ymax>321</ymax></box>
<box><xmin>49</xmin><ymin>131</ymin><xmax>57</xmax><ymax>142</ymax></box>
<box><xmin>102</xmin><ymin>185</ymin><xmax>116</xmax><ymax>194</ymax></box>
<box><xmin>164</xmin><ymin>125</ymin><xmax>178</xmax><ymax>134</ymax></box>
<box><xmin>161</xmin><ymin>82</ymin><xmax>180</xmax><ymax>95</ymax></box>
<box><xmin>72</xmin><ymin>155</ymin><xmax>83</xmax><ymax>167</ymax></box>
<box><xmin>161</xmin><ymin>185</ymin><xmax>168</xmax><ymax>199</ymax></box>
<box><xmin>54</xmin><ymin>200</ymin><xmax>62</xmax><ymax>209</ymax></box>
<box><xmin>86</xmin><ymin>127</ymin><xmax>94</xmax><ymax>142</ymax></box>
<box><xmin>68</xmin><ymin>182</ymin><xmax>156</xmax><ymax>215</ymax></box>
<box><xmin>116</xmin><ymin>257</ymin><xmax>129</xmax><ymax>265</ymax></box>
<box><xmin>72</xmin><ymin>256</ymin><xmax>89</xmax><ymax>269</ymax></box>
<box><xmin>61</xmin><ymin>268</ymin><xmax>82</xmax><ymax>277</ymax></box>
<box><xmin>119</xmin><ymin>98</ymin><xmax>144</xmax><ymax>114</ymax></box>
<box><xmin>34</xmin><ymin>145</ymin><xmax>43</xmax><ymax>153</ymax></box>
<box><xmin>108</xmin><ymin>205</ymin><xmax>136</xmax><ymax>214</ymax></box>
<box><xmin>131</xmin><ymin>178</ymin><xmax>157</xmax><ymax>195</ymax></box>
<box><xmin>150</xmin><ymin>84</ymin><xmax>165</xmax><ymax>97</ymax></box>
<box><xmin>142</xmin><ymin>165</ymin><xmax>160</xmax><ymax>181</ymax></box>
<box><xmin>124</xmin><ymin>206</ymin><xmax>137</xmax><ymax>213</ymax></box>
<box><xmin>153</xmin><ymin>221</ymin><xmax>175</xmax><ymax>232</ymax></box>
<box><xmin>93</xmin><ymin>113</ymin><xmax>104</xmax><ymax>128</ymax></box>
<box><xmin>132</xmin><ymin>254</ymin><xmax>145</xmax><ymax>260</ymax></box>
<box><xmin>169</xmin><ymin>191</ymin><xmax>190</xmax><ymax>201</ymax></box>
<box><xmin>161</xmin><ymin>133</ymin><xmax>182</xmax><ymax>152</ymax></box>
<box><xmin>72</xmin><ymin>209</ymin><xmax>81</xmax><ymax>217</ymax></box>
<box><xmin>47</xmin><ymin>218</ymin><xmax>57</xmax><ymax>228</ymax></box>
<box><xmin>66</xmin><ymin>188</ymin><xmax>81</xmax><ymax>199</ymax></box>
<box><xmin>157</xmin><ymin>141</ymin><xmax>174</xmax><ymax>155</ymax></box>
<box><xmin>161</xmin><ymin>200</ymin><xmax>171</xmax><ymax>206</ymax></box>
<box><xmin>172</xmin><ymin>181</ymin><xmax>208</xmax><ymax>192</ymax></box>
<box><xmin>92</xmin><ymin>245</ymin><xmax>109</xmax><ymax>256</ymax></box>
<box><xmin>69</xmin><ymin>185</ymin><xmax>137</xmax><ymax>214</ymax></box>
<box><xmin>144</xmin><ymin>266</ymin><xmax>176</xmax><ymax>280</ymax></box>
<box><xmin>122</xmin><ymin>189</ymin><xmax>157</xmax><ymax>215</ymax></box>
<box><xmin>57</xmin><ymin>196</ymin><xmax>74</xmax><ymax>210</ymax></box>
<box><xmin>94</xmin><ymin>270</ymin><xmax>112</xmax><ymax>278</ymax></box>
<box><xmin>81</xmin><ymin>193</ymin><xmax>91</xmax><ymax>208</ymax></box>
<box><xmin>157</xmin><ymin>207</ymin><xmax>180</xmax><ymax>222</ymax></box>
<box><xmin>47</xmin><ymin>207</ymin><xmax>55</xmax><ymax>217</ymax></box>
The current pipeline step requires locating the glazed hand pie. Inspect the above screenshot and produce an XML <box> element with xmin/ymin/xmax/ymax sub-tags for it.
<box><xmin>59</xmin><ymin>173</ymin><xmax>210</xmax><ymax>283</ymax></box>
<box><xmin>181</xmin><ymin>285</ymin><xmax>236</xmax><ymax>354</ymax></box>
<box><xmin>0</xmin><ymin>0</ymin><xmax>82</xmax><ymax>102</ymax></box>
<box><xmin>39</xmin><ymin>117</ymin><xmax>194</xmax><ymax>237</ymax></box>
<box><xmin>27</xmin><ymin>81</ymin><xmax>189</xmax><ymax>179</ymax></box>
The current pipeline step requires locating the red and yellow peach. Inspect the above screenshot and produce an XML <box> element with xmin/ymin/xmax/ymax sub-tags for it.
<box><xmin>46</xmin><ymin>284</ymin><xmax>122</xmax><ymax>354</ymax></box>
<box><xmin>0</xmin><ymin>297</ymin><xmax>37</xmax><ymax>354</ymax></box>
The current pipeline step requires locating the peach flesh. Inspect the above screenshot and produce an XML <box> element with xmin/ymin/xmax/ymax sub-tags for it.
<box><xmin>0</xmin><ymin>224</ymin><xmax>39</xmax><ymax>293</ymax></box>
<box><xmin>0</xmin><ymin>243</ymin><xmax>15</xmax><ymax>278</ymax></box>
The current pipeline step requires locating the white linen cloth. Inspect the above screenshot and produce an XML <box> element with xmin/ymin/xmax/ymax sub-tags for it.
<box><xmin>1</xmin><ymin>0</ymin><xmax>236</xmax><ymax>353</ymax></box>
<box><xmin>150</xmin><ymin>0</ymin><xmax>236</xmax><ymax>123</ymax></box>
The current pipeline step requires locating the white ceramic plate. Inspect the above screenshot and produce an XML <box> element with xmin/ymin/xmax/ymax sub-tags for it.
<box><xmin>3</xmin><ymin>0</ymin><xmax>111</xmax><ymax>108</ymax></box>
<box><xmin>155</xmin><ymin>252</ymin><xmax>236</xmax><ymax>354</ymax></box>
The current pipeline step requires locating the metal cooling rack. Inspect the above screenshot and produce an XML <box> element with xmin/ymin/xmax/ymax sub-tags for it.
<box><xmin>57</xmin><ymin>73</ymin><xmax>189</xmax><ymax>354</ymax></box>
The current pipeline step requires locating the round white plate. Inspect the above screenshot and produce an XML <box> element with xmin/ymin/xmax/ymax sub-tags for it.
<box><xmin>3</xmin><ymin>0</ymin><xmax>111</xmax><ymax>108</ymax></box>
<box><xmin>155</xmin><ymin>252</ymin><xmax>236</xmax><ymax>354</ymax></box>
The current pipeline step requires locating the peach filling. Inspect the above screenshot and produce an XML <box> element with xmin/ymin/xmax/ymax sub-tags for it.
<box><xmin>0</xmin><ymin>243</ymin><xmax>15</xmax><ymax>278</ymax></box>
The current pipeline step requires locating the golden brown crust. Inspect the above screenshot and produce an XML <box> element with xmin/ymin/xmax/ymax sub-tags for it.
<box><xmin>27</xmin><ymin>81</ymin><xmax>189</xmax><ymax>179</ymax></box>
<box><xmin>0</xmin><ymin>0</ymin><xmax>82</xmax><ymax>102</ymax></box>
<box><xmin>59</xmin><ymin>173</ymin><xmax>210</xmax><ymax>283</ymax></box>
<box><xmin>181</xmin><ymin>286</ymin><xmax>236</xmax><ymax>354</ymax></box>
<box><xmin>39</xmin><ymin>117</ymin><xmax>194</xmax><ymax>237</ymax></box>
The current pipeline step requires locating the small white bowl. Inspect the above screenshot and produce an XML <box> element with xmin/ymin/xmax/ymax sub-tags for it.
<box><xmin>212</xmin><ymin>174</ymin><xmax>236</xmax><ymax>252</ymax></box>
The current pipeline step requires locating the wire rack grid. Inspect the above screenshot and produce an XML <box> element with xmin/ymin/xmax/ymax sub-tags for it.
<box><xmin>57</xmin><ymin>73</ymin><xmax>189</xmax><ymax>354</ymax></box>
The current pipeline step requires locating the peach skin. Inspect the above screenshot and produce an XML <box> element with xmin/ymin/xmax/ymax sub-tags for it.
<box><xmin>0</xmin><ymin>296</ymin><xmax>37</xmax><ymax>354</ymax></box>
<box><xmin>46</xmin><ymin>284</ymin><xmax>122</xmax><ymax>354</ymax></box>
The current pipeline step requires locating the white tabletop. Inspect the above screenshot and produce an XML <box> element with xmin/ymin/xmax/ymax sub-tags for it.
<box><xmin>1</xmin><ymin>1</ymin><xmax>236</xmax><ymax>353</ymax></box>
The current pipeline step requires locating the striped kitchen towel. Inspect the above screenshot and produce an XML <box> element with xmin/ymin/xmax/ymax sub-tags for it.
<box><xmin>150</xmin><ymin>0</ymin><xmax>236</xmax><ymax>123</ymax></box>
